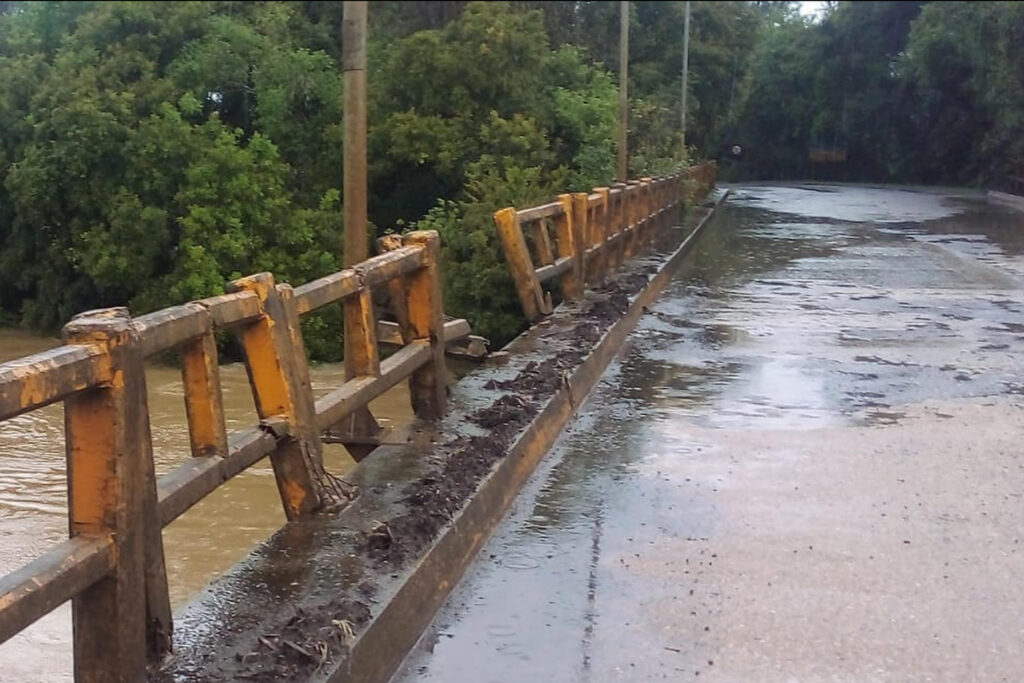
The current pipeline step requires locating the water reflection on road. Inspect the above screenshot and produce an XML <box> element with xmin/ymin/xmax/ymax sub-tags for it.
<box><xmin>397</xmin><ymin>185</ymin><xmax>1024</xmax><ymax>682</ymax></box>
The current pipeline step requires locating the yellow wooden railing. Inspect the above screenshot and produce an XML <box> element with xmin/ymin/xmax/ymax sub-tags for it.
<box><xmin>493</xmin><ymin>162</ymin><xmax>717</xmax><ymax>321</ymax></box>
<box><xmin>0</xmin><ymin>230</ymin><xmax>457</xmax><ymax>680</ymax></box>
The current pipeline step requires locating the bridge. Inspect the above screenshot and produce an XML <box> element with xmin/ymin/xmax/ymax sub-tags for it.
<box><xmin>4</xmin><ymin>171</ymin><xmax>1024</xmax><ymax>681</ymax></box>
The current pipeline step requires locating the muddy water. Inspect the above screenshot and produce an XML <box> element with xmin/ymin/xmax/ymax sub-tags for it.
<box><xmin>0</xmin><ymin>331</ymin><xmax>413</xmax><ymax>682</ymax></box>
<box><xmin>397</xmin><ymin>186</ymin><xmax>1024</xmax><ymax>682</ymax></box>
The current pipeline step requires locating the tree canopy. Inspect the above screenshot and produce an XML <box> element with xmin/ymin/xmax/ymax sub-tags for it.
<box><xmin>0</xmin><ymin>1</ymin><xmax>1017</xmax><ymax>353</ymax></box>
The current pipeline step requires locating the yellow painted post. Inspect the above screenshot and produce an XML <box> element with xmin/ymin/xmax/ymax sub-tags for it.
<box><xmin>343</xmin><ymin>286</ymin><xmax>380</xmax><ymax>378</ymax></box>
<box><xmin>494</xmin><ymin>207</ymin><xmax>546</xmax><ymax>322</ymax></box>
<box><xmin>63</xmin><ymin>308</ymin><xmax>149</xmax><ymax>681</ymax></box>
<box><xmin>623</xmin><ymin>182</ymin><xmax>638</xmax><ymax>259</ymax></box>
<box><xmin>570</xmin><ymin>193</ymin><xmax>591</xmax><ymax>289</ymax></box>
<box><xmin>611</xmin><ymin>184</ymin><xmax>627</xmax><ymax>269</ymax></box>
<box><xmin>228</xmin><ymin>273</ymin><xmax>322</xmax><ymax>519</ymax></box>
<box><xmin>403</xmin><ymin>231</ymin><xmax>448</xmax><ymax>419</ymax></box>
<box><xmin>180</xmin><ymin>321</ymin><xmax>228</xmax><ymax>458</ymax></box>
<box><xmin>377</xmin><ymin>235</ymin><xmax>412</xmax><ymax>339</ymax></box>
<box><xmin>640</xmin><ymin>177</ymin><xmax>653</xmax><ymax>245</ymax></box>
<box><xmin>555</xmin><ymin>194</ymin><xmax>583</xmax><ymax>300</ymax></box>
<box><xmin>594</xmin><ymin>187</ymin><xmax>611</xmax><ymax>284</ymax></box>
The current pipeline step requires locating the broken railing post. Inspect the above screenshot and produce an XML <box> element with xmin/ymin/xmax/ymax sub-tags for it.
<box><xmin>494</xmin><ymin>207</ymin><xmax>545</xmax><ymax>322</ymax></box>
<box><xmin>229</xmin><ymin>273</ymin><xmax>323</xmax><ymax>519</ymax></box>
<box><xmin>63</xmin><ymin>308</ymin><xmax>153</xmax><ymax>681</ymax></box>
<box><xmin>402</xmin><ymin>231</ymin><xmax>448</xmax><ymax>419</ymax></box>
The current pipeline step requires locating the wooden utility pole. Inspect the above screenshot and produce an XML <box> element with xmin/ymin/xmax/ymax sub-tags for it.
<box><xmin>681</xmin><ymin>0</ymin><xmax>691</xmax><ymax>158</ymax></box>
<box><xmin>618</xmin><ymin>1</ymin><xmax>629</xmax><ymax>182</ymax></box>
<box><xmin>340</xmin><ymin>0</ymin><xmax>381</xmax><ymax>460</ymax></box>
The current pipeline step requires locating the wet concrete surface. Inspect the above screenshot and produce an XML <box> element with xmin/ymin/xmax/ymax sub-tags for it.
<box><xmin>395</xmin><ymin>185</ymin><xmax>1024</xmax><ymax>682</ymax></box>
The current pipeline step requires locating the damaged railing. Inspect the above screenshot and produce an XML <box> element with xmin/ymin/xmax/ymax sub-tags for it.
<box><xmin>494</xmin><ymin>162</ymin><xmax>717</xmax><ymax>321</ymax></box>
<box><xmin>0</xmin><ymin>230</ymin><xmax>464</xmax><ymax>681</ymax></box>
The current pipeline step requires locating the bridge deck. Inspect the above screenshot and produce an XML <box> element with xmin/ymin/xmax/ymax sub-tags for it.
<box><xmin>397</xmin><ymin>185</ymin><xmax>1024</xmax><ymax>682</ymax></box>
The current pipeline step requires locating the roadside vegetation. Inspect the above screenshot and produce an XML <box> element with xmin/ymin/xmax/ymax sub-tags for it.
<box><xmin>0</xmin><ymin>2</ymin><xmax>1015</xmax><ymax>353</ymax></box>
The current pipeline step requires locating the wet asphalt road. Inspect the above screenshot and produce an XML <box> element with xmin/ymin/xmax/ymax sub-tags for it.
<box><xmin>394</xmin><ymin>186</ymin><xmax>1024</xmax><ymax>682</ymax></box>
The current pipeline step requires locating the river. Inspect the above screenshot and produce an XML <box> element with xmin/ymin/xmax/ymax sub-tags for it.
<box><xmin>0</xmin><ymin>330</ymin><xmax>413</xmax><ymax>681</ymax></box>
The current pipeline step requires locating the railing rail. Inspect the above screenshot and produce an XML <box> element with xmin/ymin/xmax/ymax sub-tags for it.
<box><xmin>494</xmin><ymin>162</ymin><xmax>717</xmax><ymax>321</ymax></box>
<box><xmin>0</xmin><ymin>230</ymin><xmax>456</xmax><ymax>680</ymax></box>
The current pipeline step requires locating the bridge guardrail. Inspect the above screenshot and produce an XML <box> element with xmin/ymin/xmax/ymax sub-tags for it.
<box><xmin>493</xmin><ymin>162</ymin><xmax>716</xmax><ymax>321</ymax></box>
<box><xmin>0</xmin><ymin>230</ymin><xmax>456</xmax><ymax>680</ymax></box>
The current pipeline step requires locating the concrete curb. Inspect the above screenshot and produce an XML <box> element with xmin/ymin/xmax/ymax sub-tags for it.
<box><xmin>338</xmin><ymin>189</ymin><xmax>730</xmax><ymax>682</ymax></box>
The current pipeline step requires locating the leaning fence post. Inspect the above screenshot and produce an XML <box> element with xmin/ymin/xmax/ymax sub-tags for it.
<box><xmin>403</xmin><ymin>231</ymin><xmax>448</xmax><ymax>419</ymax></box>
<box><xmin>555</xmin><ymin>194</ymin><xmax>584</xmax><ymax>300</ymax></box>
<box><xmin>494</xmin><ymin>207</ymin><xmax>545</xmax><ymax>322</ymax></box>
<box><xmin>228</xmin><ymin>273</ymin><xmax>323</xmax><ymax>519</ymax></box>
<box><xmin>63</xmin><ymin>308</ymin><xmax>150</xmax><ymax>682</ymax></box>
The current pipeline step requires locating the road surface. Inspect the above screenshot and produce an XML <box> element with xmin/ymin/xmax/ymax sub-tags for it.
<box><xmin>396</xmin><ymin>185</ymin><xmax>1024</xmax><ymax>683</ymax></box>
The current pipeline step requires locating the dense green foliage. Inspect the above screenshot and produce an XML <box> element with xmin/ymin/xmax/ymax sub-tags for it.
<box><xmin>729</xmin><ymin>1</ymin><xmax>1024</xmax><ymax>188</ymax></box>
<box><xmin>1</xmin><ymin>1</ymin><xmax>1015</xmax><ymax>353</ymax></box>
<box><xmin>0</xmin><ymin>0</ymin><xmax>761</xmax><ymax>351</ymax></box>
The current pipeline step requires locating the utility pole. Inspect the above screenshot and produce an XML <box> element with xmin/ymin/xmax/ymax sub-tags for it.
<box><xmin>681</xmin><ymin>0</ymin><xmax>690</xmax><ymax>159</ymax></box>
<box><xmin>343</xmin><ymin>0</ymin><xmax>368</xmax><ymax>267</ymax></box>
<box><xmin>618</xmin><ymin>1</ymin><xmax>629</xmax><ymax>182</ymax></box>
<box><xmin>339</xmin><ymin>0</ymin><xmax>381</xmax><ymax>460</ymax></box>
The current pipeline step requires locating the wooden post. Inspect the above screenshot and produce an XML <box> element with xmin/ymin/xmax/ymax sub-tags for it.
<box><xmin>63</xmin><ymin>308</ymin><xmax>149</xmax><ymax>682</ymax></box>
<box><xmin>494</xmin><ymin>207</ymin><xmax>546</xmax><ymax>322</ymax></box>
<box><xmin>402</xmin><ymin>231</ymin><xmax>447</xmax><ymax>419</ymax></box>
<box><xmin>555</xmin><ymin>194</ymin><xmax>583</xmax><ymax>300</ymax></box>
<box><xmin>228</xmin><ymin>273</ymin><xmax>322</xmax><ymax>519</ymax></box>
<box><xmin>531</xmin><ymin>218</ymin><xmax>556</xmax><ymax>268</ymax></box>
<box><xmin>571</xmin><ymin>193</ymin><xmax>590</xmax><ymax>289</ymax></box>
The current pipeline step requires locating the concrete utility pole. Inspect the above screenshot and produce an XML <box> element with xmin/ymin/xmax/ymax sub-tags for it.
<box><xmin>340</xmin><ymin>0</ymin><xmax>381</xmax><ymax>459</ymax></box>
<box><xmin>681</xmin><ymin>0</ymin><xmax>690</xmax><ymax>158</ymax></box>
<box><xmin>343</xmin><ymin>0</ymin><xmax>368</xmax><ymax>267</ymax></box>
<box><xmin>618</xmin><ymin>1</ymin><xmax>629</xmax><ymax>182</ymax></box>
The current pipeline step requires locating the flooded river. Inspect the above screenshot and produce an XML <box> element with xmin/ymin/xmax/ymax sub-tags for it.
<box><xmin>0</xmin><ymin>330</ymin><xmax>413</xmax><ymax>681</ymax></box>
<box><xmin>397</xmin><ymin>186</ymin><xmax>1024</xmax><ymax>682</ymax></box>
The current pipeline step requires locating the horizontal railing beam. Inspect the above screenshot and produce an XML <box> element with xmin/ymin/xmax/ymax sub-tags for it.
<box><xmin>535</xmin><ymin>256</ymin><xmax>574</xmax><ymax>283</ymax></box>
<box><xmin>0</xmin><ymin>536</ymin><xmax>114</xmax><ymax>646</ymax></box>
<box><xmin>156</xmin><ymin>425</ymin><xmax>281</xmax><ymax>527</ymax></box>
<box><xmin>315</xmin><ymin>340</ymin><xmax>431</xmax><ymax>431</ymax></box>
<box><xmin>0</xmin><ymin>344</ymin><xmax>109</xmax><ymax>420</ymax></box>
<box><xmin>293</xmin><ymin>246</ymin><xmax>425</xmax><ymax>315</ymax></box>
<box><xmin>376</xmin><ymin>318</ymin><xmax>471</xmax><ymax>347</ymax></box>
<box><xmin>515</xmin><ymin>201</ymin><xmax>564</xmax><ymax>223</ymax></box>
